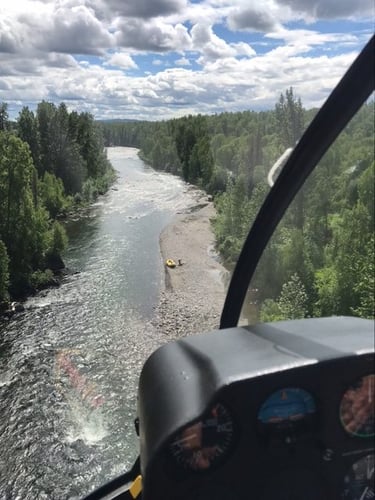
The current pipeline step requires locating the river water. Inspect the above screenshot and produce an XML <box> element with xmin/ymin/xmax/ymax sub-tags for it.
<box><xmin>0</xmin><ymin>148</ymin><xmax>196</xmax><ymax>500</ymax></box>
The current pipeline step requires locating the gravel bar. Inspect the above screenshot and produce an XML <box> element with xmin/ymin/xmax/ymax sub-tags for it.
<box><xmin>152</xmin><ymin>188</ymin><xmax>229</xmax><ymax>340</ymax></box>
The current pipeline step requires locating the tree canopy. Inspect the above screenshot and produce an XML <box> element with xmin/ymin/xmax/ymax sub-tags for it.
<box><xmin>101</xmin><ymin>90</ymin><xmax>374</xmax><ymax>321</ymax></box>
<box><xmin>0</xmin><ymin>101</ymin><xmax>115</xmax><ymax>304</ymax></box>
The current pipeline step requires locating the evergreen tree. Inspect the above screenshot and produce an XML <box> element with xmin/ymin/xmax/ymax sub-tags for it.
<box><xmin>275</xmin><ymin>88</ymin><xmax>305</xmax><ymax>229</ymax></box>
<box><xmin>0</xmin><ymin>103</ymin><xmax>9</xmax><ymax>132</ymax></box>
<box><xmin>0</xmin><ymin>133</ymin><xmax>49</xmax><ymax>293</ymax></box>
<box><xmin>17</xmin><ymin>107</ymin><xmax>41</xmax><ymax>171</ymax></box>
<box><xmin>275</xmin><ymin>88</ymin><xmax>304</xmax><ymax>148</ymax></box>
<box><xmin>0</xmin><ymin>239</ymin><xmax>9</xmax><ymax>303</ymax></box>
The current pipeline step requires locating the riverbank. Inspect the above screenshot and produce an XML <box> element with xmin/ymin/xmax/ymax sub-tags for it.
<box><xmin>153</xmin><ymin>187</ymin><xmax>229</xmax><ymax>339</ymax></box>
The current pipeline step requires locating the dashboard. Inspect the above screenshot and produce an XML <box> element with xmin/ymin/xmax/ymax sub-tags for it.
<box><xmin>137</xmin><ymin>317</ymin><xmax>374</xmax><ymax>500</ymax></box>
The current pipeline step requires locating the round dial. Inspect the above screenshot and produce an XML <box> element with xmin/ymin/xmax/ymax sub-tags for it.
<box><xmin>258</xmin><ymin>387</ymin><xmax>316</xmax><ymax>425</ymax></box>
<box><xmin>342</xmin><ymin>454</ymin><xmax>374</xmax><ymax>499</ymax></box>
<box><xmin>169</xmin><ymin>403</ymin><xmax>234</xmax><ymax>471</ymax></box>
<box><xmin>340</xmin><ymin>374</ymin><xmax>374</xmax><ymax>437</ymax></box>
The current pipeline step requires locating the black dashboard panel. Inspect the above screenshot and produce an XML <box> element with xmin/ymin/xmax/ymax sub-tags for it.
<box><xmin>137</xmin><ymin>317</ymin><xmax>374</xmax><ymax>500</ymax></box>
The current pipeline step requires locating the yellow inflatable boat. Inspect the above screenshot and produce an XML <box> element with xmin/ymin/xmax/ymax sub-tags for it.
<box><xmin>165</xmin><ymin>259</ymin><xmax>176</xmax><ymax>268</ymax></box>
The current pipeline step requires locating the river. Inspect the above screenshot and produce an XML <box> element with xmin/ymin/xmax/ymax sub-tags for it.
<box><xmin>0</xmin><ymin>147</ymin><xmax>197</xmax><ymax>500</ymax></box>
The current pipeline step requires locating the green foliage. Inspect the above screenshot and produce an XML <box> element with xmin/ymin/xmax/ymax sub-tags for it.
<box><xmin>82</xmin><ymin>178</ymin><xmax>98</xmax><ymax>202</ymax></box>
<box><xmin>314</xmin><ymin>267</ymin><xmax>339</xmax><ymax>316</ymax></box>
<box><xmin>0</xmin><ymin>239</ymin><xmax>9</xmax><ymax>302</ymax></box>
<box><xmin>278</xmin><ymin>273</ymin><xmax>308</xmax><ymax>319</ymax></box>
<box><xmin>350</xmin><ymin>236</ymin><xmax>374</xmax><ymax>319</ymax></box>
<box><xmin>95</xmin><ymin>98</ymin><xmax>374</xmax><ymax>321</ymax></box>
<box><xmin>0</xmin><ymin>132</ymin><xmax>48</xmax><ymax>294</ymax></box>
<box><xmin>39</xmin><ymin>172</ymin><xmax>69</xmax><ymax>217</ymax></box>
<box><xmin>0</xmin><ymin>103</ymin><xmax>9</xmax><ymax>132</ymax></box>
<box><xmin>29</xmin><ymin>269</ymin><xmax>54</xmax><ymax>290</ymax></box>
<box><xmin>49</xmin><ymin>221</ymin><xmax>68</xmax><ymax>257</ymax></box>
<box><xmin>275</xmin><ymin>87</ymin><xmax>304</xmax><ymax>148</ymax></box>
<box><xmin>259</xmin><ymin>299</ymin><xmax>284</xmax><ymax>322</ymax></box>
<box><xmin>0</xmin><ymin>99</ymin><xmax>114</xmax><ymax>299</ymax></box>
<box><xmin>35</xmin><ymin>101</ymin><xmax>114</xmax><ymax>195</ymax></box>
<box><xmin>207</xmin><ymin>166</ymin><xmax>228</xmax><ymax>194</ymax></box>
<box><xmin>260</xmin><ymin>274</ymin><xmax>308</xmax><ymax>322</ymax></box>
<box><xmin>17</xmin><ymin>107</ymin><xmax>41</xmax><ymax>171</ymax></box>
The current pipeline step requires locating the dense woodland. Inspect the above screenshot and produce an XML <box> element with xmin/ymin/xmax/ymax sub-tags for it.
<box><xmin>101</xmin><ymin>90</ymin><xmax>374</xmax><ymax>321</ymax></box>
<box><xmin>0</xmin><ymin>102</ymin><xmax>115</xmax><ymax>305</ymax></box>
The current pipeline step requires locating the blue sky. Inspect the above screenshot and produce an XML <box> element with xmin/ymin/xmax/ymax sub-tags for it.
<box><xmin>0</xmin><ymin>0</ymin><xmax>373</xmax><ymax>120</ymax></box>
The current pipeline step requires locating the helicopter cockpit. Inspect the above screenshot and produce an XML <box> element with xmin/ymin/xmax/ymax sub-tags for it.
<box><xmin>138</xmin><ymin>316</ymin><xmax>373</xmax><ymax>500</ymax></box>
<box><xmin>84</xmin><ymin>35</ymin><xmax>374</xmax><ymax>500</ymax></box>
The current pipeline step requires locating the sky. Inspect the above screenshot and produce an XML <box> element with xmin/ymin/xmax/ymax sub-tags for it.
<box><xmin>0</xmin><ymin>0</ymin><xmax>373</xmax><ymax>121</ymax></box>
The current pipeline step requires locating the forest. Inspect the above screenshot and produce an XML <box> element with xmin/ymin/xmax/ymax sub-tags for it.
<box><xmin>0</xmin><ymin>102</ymin><xmax>115</xmax><ymax>306</ymax></box>
<box><xmin>101</xmin><ymin>90</ymin><xmax>374</xmax><ymax>321</ymax></box>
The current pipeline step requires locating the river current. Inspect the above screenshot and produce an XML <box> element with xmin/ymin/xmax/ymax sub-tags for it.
<box><xmin>0</xmin><ymin>148</ymin><xmax>196</xmax><ymax>499</ymax></box>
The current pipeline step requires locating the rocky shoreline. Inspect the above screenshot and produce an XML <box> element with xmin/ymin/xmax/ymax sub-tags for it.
<box><xmin>152</xmin><ymin>188</ymin><xmax>229</xmax><ymax>340</ymax></box>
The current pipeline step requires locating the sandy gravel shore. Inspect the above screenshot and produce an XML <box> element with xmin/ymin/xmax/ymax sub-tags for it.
<box><xmin>152</xmin><ymin>188</ymin><xmax>229</xmax><ymax>339</ymax></box>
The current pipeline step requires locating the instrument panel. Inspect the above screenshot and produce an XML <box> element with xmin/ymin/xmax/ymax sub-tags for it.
<box><xmin>164</xmin><ymin>374</ymin><xmax>374</xmax><ymax>499</ymax></box>
<box><xmin>138</xmin><ymin>317</ymin><xmax>374</xmax><ymax>500</ymax></box>
<box><xmin>169</xmin><ymin>402</ymin><xmax>235</xmax><ymax>471</ymax></box>
<box><xmin>340</xmin><ymin>375</ymin><xmax>374</xmax><ymax>438</ymax></box>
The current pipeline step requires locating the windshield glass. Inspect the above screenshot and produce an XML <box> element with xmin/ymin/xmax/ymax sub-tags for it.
<box><xmin>241</xmin><ymin>102</ymin><xmax>374</xmax><ymax>324</ymax></box>
<box><xmin>0</xmin><ymin>2</ymin><xmax>373</xmax><ymax>499</ymax></box>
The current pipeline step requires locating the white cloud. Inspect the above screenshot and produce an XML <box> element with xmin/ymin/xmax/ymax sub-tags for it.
<box><xmin>264</xmin><ymin>28</ymin><xmax>361</xmax><ymax>59</ymax></box>
<box><xmin>228</xmin><ymin>6</ymin><xmax>279</xmax><ymax>32</ymax></box>
<box><xmin>0</xmin><ymin>2</ymin><xmax>114</xmax><ymax>56</ymax></box>
<box><xmin>0</xmin><ymin>0</ymin><xmax>372</xmax><ymax>121</ymax></box>
<box><xmin>34</xmin><ymin>5</ymin><xmax>114</xmax><ymax>54</ymax></box>
<box><xmin>275</xmin><ymin>0</ymin><xmax>374</xmax><ymax>20</ymax></box>
<box><xmin>115</xmin><ymin>18</ymin><xmax>192</xmax><ymax>52</ymax></box>
<box><xmin>105</xmin><ymin>52</ymin><xmax>138</xmax><ymax>70</ymax></box>
<box><xmin>96</xmin><ymin>0</ymin><xmax>187</xmax><ymax>19</ymax></box>
<box><xmin>2</xmin><ymin>43</ymin><xmax>362</xmax><ymax>121</ymax></box>
<box><xmin>175</xmin><ymin>57</ymin><xmax>191</xmax><ymax>66</ymax></box>
<box><xmin>191</xmin><ymin>24</ymin><xmax>255</xmax><ymax>64</ymax></box>
<box><xmin>231</xmin><ymin>42</ymin><xmax>257</xmax><ymax>57</ymax></box>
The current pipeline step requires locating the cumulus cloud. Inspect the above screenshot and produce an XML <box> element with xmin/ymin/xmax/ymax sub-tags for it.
<box><xmin>1</xmin><ymin>3</ymin><xmax>114</xmax><ymax>56</ymax></box>
<box><xmin>275</xmin><ymin>0</ymin><xmax>374</xmax><ymax>20</ymax></box>
<box><xmin>115</xmin><ymin>18</ymin><xmax>191</xmax><ymax>52</ymax></box>
<box><xmin>175</xmin><ymin>57</ymin><xmax>191</xmax><ymax>66</ymax></box>
<box><xmin>0</xmin><ymin>0</ymin><xmax>372</xmax><ymax>121</ymax></box>
<box><xmin>267</xmin><ymin>28</ymin><xmax>359</xmax><ymax>48</ymax></box>
<box><xmin>104</xmin><ymin>52</ymin><xmax>138</xmax><ymax>70</ymax></box>
<box><xmin>228</xmin><ymin>7</ymin><xmax>279</xmax><ymax>32</ymax></box>
<box><xmin>34</xmin><ymin>5</ymin><xmax>114</xmax><ymax>54</ymax></box>
<box><xmin>0</xmin><ymin>20</ymin><xmax>20</xmax><ymax>53</ymax></box>
<box><xmin>99</xmin><ymin>0</ymin><xmax>187</xmax><ymax>18</ymax></box>
<box><xmin>0</xmin><ymin>52</ymin><xmax>78</xmax><ymax>77</ymax></box>
<box><xmin>191</xmin><ymin>24</ymin><xmax>255</xmax><ymax>64</ymax></box>
<box><xmin>0</xmin><ymin>46</ymin><xmax>362</xmax><ymax>121</ymax></box>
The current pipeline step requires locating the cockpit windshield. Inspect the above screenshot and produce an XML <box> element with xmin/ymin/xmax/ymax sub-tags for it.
<box><xmin>241</xmin><ymin>101</ymin><xmax>374</xmax><ymax>325</ymax></box>
<box><xmin>0</xmin><ymin>2</ymin><xmax>373</xmax><ymax>499</ymax></box>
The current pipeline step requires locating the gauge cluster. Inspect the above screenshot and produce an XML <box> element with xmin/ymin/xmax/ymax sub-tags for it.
<box><xmin>169</xmin><ymin>402</ymin><xmax>235</xmax><ymax>471</ymax></box>
<box><xmin>340</xmin><ymin>375</ymin><xmax>374</xmax><ymax>438</ymax></box>
<box><xmin>138</xmin><ymin>317</ymin><xmax>374</xmax><ymax>500</ymax></box>
<box><xmin>258</xmin><ymin>387</ymin><xmax>316</xmax><ymax>425</ymax></box>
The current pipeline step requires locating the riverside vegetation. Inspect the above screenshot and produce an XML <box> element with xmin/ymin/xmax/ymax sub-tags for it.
<box><xmin>101</xmin><ymin>89</ymin><xmax>374</xmax><ymax>322</ymax></box>
<box><xmin>0</xmin><ymin>102</ymin><xmax>115</xmax><ymax>307</ymax></box>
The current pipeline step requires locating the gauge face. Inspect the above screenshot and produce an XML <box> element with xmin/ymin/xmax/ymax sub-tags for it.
<box><xmin>258</xmin><ymin>387</ymin><xmax>316</xmax><ymax>425</ymax></box>
<box><xmin>169</xmin><ymin>403</ymin><xmax>234</xmax><ymax>471</ymax></box>
<box><xmin>342</xmin><ymin>454</ymin><xmax>374</xmax><ymax>499</ymax></box>
<box><xmin>340</xmin><ymin>374</ymin><xmax>374</xmax><ymax>437</ymax></box>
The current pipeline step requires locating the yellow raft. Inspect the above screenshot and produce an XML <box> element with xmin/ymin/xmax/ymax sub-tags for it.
<box><xmin>165</xmin><ymin>259</ymin><xmax>176</xmax><ymax>268</ymax></box>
